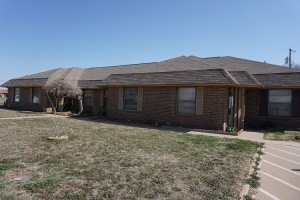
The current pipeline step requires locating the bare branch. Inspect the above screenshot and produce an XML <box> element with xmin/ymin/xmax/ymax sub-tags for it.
<box><xmin>42</xmin><ymin>79</ymin><xmax>83</xmax><ymax>136</ymax></box>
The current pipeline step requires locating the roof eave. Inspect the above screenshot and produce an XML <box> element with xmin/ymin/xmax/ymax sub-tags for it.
<box><xmin>262</xmin><ymin>86</ymin><xmax>300</xmax><ymax>89</ymax></box>
<box><xmin>97</xmin><ymin>83</ymin><xmax>240</xmax><ymax>87</ymax></box>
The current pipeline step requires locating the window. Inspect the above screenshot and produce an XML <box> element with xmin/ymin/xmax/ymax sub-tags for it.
<box><xmin>268</xmin><ymin>89</ymin><xmax>292</xmax><ymax>117</ymax></box>
<box><xmin>103</xmin><ymin>90</ymin><xmax>107</xmax><ymax>107</ymax></box>
<box><xmin>14</xmin><ymin>88</ymin><xmax>20</xmax><ymax>102</ymax></box>
<box><xmin>83</xmin><ymin>90</ymin><xmax>92</xmax><ymax>105</ymax></box>
<box><xmin>124</xmin><ymin>87</ymin><xmax>138</xmax><ymax>110</ymax></box>
<box><xmin>177</xmin><ymin>87</ymin><xmax>196</xmax><ymax>115</ymax></box>
<box><xmin>33</xmin><ymin>88</ymin><xmax>39</xmax><ymax>103</ymax></box>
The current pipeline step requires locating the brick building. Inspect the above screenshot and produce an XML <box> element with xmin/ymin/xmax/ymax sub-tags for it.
<box><xmin>2</xmin><ymin>56</ymin><xmax>300</xmax><ymax>130</ymax></box>
<box><xmin>0</xmin><ymin>89</ymin><xmax>8</xmax><ymax>98</ymax></box>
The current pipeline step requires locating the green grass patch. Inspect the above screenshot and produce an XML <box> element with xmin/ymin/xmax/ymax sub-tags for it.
<box><xmin>0</xmin><ymin>158</ymin><xmax>24</xmax><ymax>171</ymax></box>
<box><xmin>264</xmin><ymin>130</ymin><xmax>300</xmax><ymax>142</ymax></box>
<box><xmin>245</xmin><ymin>177</ymin><xmax>260</xmax><ymax>189</ymax></box>
<box><xmin>226</xmin><ymin>139</ymin><xmax>258</xmax><ymax>151</ymax></box>
<box><xmin>23</xmin><ymin>179</ymin><xmax>58</xmax><ymax>193</ymax></box>
<box><xmin>243</xmin><ymin>194</ymin><xmax>255</xmax><ymax>200</ymax></box>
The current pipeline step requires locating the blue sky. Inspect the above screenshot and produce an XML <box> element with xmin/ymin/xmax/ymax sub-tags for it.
<box><xmin>1</xmin><ymin>0</ymin><xmax>300</xmax><ymax>89</ymax></box>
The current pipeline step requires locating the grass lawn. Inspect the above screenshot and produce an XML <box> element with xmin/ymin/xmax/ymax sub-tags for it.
<box><xmin>0</xmin><ymin>108</ymin><xmax>43</xmax><ymax>118</ymax></box>
<box><xmin>0</xmin><ymin>97</ymin><xmax>6</xmax><ymax>107</ymax></box>
<box><xmin>264</xmin><ymin>131</ymin><xmax>300</xmax><ymax>142</ymax></box>
<box><xmin>0</xmin><ymin>118</ymin><xmax>259</xmax><ymax>199</ymax></box>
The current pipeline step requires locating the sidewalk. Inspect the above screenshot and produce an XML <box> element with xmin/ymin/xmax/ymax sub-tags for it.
<box><xmin>161</xmin><ymin>127</ymin><xmax>300</xmax><ymax>146</ymax></box>
<box><xmin>187</xmin><ymin>129</ymin><xmax>300</xmax><ymax>147</ymax></box>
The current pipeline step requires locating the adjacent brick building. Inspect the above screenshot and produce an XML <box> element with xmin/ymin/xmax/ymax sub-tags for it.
<box><xmin>0</xmin><ymin>89</ymin><xmax>8</xmax><ymax>98</ymax></box>
<box><xmin>2</xmin><ymin>55</ymin><xmax>300</xmax><ymax>130</ymax></box>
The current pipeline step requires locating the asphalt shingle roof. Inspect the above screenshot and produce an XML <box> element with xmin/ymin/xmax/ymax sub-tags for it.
<box><xmin>18</xmin><ymin>68</ymin><xmax>61</xmax><ymax>79</ymax></box>
<box><xmin>78</xmin><ymin>80</ymin><xmax>103</xmax><ymax>88</ymax></box>
<box><xmin>2</xmin><ymin>79</ymin><xmax>48</xmax><ymax>87</ymax></box>
<box><xmin>228</xmin><ymin>71</ymin><xmax>261</xmax><ymax>86</ymax></box>
<box><xmin>2</xmin><ymin>55</ymin><xmax>300</xmax><ymax>88</ymax></box>
<box><xmin>253</xmin><ymin>72</ymin><xmax>300</xmax><ymax>87</ymax></box>
<box><xmin>205</xmin><ymin>56</ymin><xmax>300</xmax><ymax>74</ymax></box>
<box><xmin>98</xmin><ymin>69</ymin><xmax>236</xmax><ymax>86</ymax></box>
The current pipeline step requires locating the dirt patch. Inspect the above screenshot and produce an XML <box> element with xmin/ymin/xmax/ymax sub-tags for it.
<box><xmin>279</xmin><ymin>134</ymin><xmax>294</xmax><ymax>141</ymax></box>
<box><xmin>264</xmin><ymin>133</ymin><xmax>275</xmax><ymax>140</ymax></box>
<box><xmin>264</xmin><ymin>131</ymin><xmax>300</xmax><ymax>142</ymax></box>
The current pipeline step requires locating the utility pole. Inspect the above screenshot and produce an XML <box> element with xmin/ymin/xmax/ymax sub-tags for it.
<box><xmin>289</xmin><ymin>48</ymin><xmax>296</xmax><ymax>67</ymax></box>
<box><xmin>289</xmin><ymin>48</ymin><xmax>292</xmax><ymax>67</ymax></box>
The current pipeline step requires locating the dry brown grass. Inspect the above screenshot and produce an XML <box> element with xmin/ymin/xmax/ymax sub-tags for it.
<box><xmin>0</xmin><ymin>117</ymin><xmax>258</xmax><ymax>199</ymax></box>
<box><xmin>0</xmin><ymin>108</ymin><xmax>43</xmax><ymax>118</ymax></box>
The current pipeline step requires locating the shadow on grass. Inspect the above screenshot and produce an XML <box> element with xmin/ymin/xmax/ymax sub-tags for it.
<box><xmin>68</xmin><ymin>117</ymin><xmax>244</xmax><ymax>139</ymax></box>
<box><xmin>0</xmin><ymin>106</ymin><xmax>44</xmax><ymax>114</ymax></box>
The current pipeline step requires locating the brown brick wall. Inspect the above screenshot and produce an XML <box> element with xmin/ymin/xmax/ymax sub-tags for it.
<box><xmin>107</xmin><ymin>86</ymin><xmax>229</xmax><ymax>130</ymax></box>
<box><xmin>6</xmin><ymin>88</ymin><xmax>107</xmax><ymax>114</ymax></box>
<box><xmin>245</xmin><ymin>88</ymin><xmax>300</xmax><ymax>129</ymax></box>
<box><xmin>7</xmin><ymin>87</ymin><xmax>49</xmax><ymax>111</ymax></box>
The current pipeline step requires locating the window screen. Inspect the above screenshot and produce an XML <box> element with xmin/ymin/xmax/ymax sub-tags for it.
<box><xmin>124</xmin><ymin>88</ymin><xmax>138</xmax><ymax>110</ymax></box>
<box><xmin>177</xmin><ymin>87</ymin><xmax>196</xmax><ymax>115</ymax></box>
<box><xmin>104</xmin><ymin>90</ymin><xmax>107</xmax><ymax>106</ymax></box>
<box><xmin>33</xmin><ymin>88</ymin><xmax>39</xmax><ymax>103</ymax></box>
<box><xmin>268</xmin><ymin>89</ymin><xmax>292</xmax><ymax>117</ymax></box>
<box><xmin>15</xmin><ymin>88</ymin><xmax>19</xmax><ymax>102</ymax></box>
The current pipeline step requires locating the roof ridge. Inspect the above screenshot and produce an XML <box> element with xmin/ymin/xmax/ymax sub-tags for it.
<box><xmin>14</xmin><ymin>78</ymin><xmax>48</xmax><ymax>80</ymax></box>
<box><xmin>187</xmin><ymin>56</ymin><xmax>218</xmax><ymax>69</ymax></box>
<box><xmin>198</xmin><ymin>56</ymin><xmax>241</xmax><ymax>71</ymax></box>
<box><xmin>242</xmin><ymin>71</ymin><xmax>262</xmax><ymax>85</ymax></box>
<box><xmin>225</xmin><ymin>56</ymin><xmax>300</xmax><ymax>71</ymax></box>
<box><xmin>188</xmin><ymin>55</ymin><xmax>242</xmax><ymax>72</ymax></box>
<box><xmin>16</xmin><ymin>68</ymin><xmax>64</xmax><ymax>79</ymax></box>
<box><xmin>87</xmin><ymin>62</ymin><xmax>157</xmax><ymax>69</ymax></box>
<box><xmin>87</xmin><ymin>56</ymin><xmax>189</xmax><ymax>69</ymax></box>
<box><xmin>219</xmin><ymin>69</ymin><xmax>238</xmax><ymax>84</ymax></box>
<box><xmin>46</xmin><ymin>68</ymin><xmax>69</xmax><ymax>84</ymax></box>
<box><xmin>64</xmin><ymin>67</ymin><xmax>85</xmax><ymax>80</ymax></box>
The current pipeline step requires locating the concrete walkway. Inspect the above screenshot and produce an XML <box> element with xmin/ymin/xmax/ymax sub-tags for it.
<box><xmin>185</xmin><ymin>128</ymin><xmax>300</xmax><ymax>199</ymax></box>
<box><xmin>186</xmin><ymin>129</ymin><xmax>300</xmax><ymax>147</ymax></box>
<box><xmin>255</xmin><ymin>144</ymin><xmax>300</xmax><ymax>200</ymax></box>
